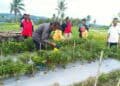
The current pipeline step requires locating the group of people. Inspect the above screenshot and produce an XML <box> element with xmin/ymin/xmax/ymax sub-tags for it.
<box><xmin>20</xmin><ymin>13</ymin><xmax>120</xmax><ymax>50</ymax></box>
<box><xmin>20</xmin><ymin>14</ymin><xmax>73</xmax><ymax>50</ymax></box>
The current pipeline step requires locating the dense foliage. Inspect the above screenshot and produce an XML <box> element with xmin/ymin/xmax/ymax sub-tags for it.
<box><xmin>0</xmin><ymin>26</ymin><xmax>120</xmax><ymax>79</ymax></box>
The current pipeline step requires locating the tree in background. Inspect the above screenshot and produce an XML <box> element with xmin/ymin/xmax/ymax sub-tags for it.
<box><xmin>56</xmin><ymin>0</ymin><xmax>67</xmax><ymax>24</ymax></box>
<box><xmin>10</xmin><ymin>0</ymin><xmax>25</xmax><ymax>22</ymax></box>
<box><xmin>71</xmin><ymin>18</ymin><xmax>81</xmax><ymax>26</ymax></box>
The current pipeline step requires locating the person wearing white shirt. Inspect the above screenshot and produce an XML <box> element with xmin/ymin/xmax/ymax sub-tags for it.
<box><xmin>107</xmin><ymin>18</ymin><xmax>120</xmax><ymax>48</ymax></box>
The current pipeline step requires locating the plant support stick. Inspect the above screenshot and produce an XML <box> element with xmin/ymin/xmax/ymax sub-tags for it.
<box><xmin>94</xmin><ymin>50</ymin><xmax>104</xmax><ymax>86</ymax></box>
<box><xmin>117</xmin><ymin>79</ymin><xmax>120</xmax><ymax>86</ymax></box>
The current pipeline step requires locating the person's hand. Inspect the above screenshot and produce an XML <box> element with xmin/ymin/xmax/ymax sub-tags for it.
<box><xmin>55</xmin><ymin>44</ymin><xmax>61</xmax><ymax>49</ymax></box>
<box><xmin>49</xmin><ymin>42</ymin><xmax>56</xmax><ymax>47</ymax></box>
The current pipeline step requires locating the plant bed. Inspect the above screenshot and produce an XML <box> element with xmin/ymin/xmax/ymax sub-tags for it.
<box><xmin>72</xmin><ymin>70</ymin><xmax>120</xmax><ymax>86</ymax></box>
<box><xmin>1</xmin><ymin>28</ymin><xmax>120</xmax><ymax>79</ymax></box>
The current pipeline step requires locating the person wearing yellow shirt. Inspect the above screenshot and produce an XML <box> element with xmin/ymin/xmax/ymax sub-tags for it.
<box><xmin>52</xmin><ymin>28</ymin><xmax>64</xmax><ymax>41</ymax></box>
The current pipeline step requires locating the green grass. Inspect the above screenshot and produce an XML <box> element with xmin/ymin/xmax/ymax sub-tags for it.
<box><xmin>0</xmin><ymin>23</ymin><xmax>120</xmax><ymax>79</ymax></box>
<box><xmin>0</xmin><ymin>23</ymin><xmax>38</xmax><ymax>32</ymax></box>
<box><xmin>0</xmin><ymin>23</ymin><xmax>20</xmax><ymax>32</ymax></box>
<box><xmin>72</xmin><ymin>70</ymin><xmax>120</xmax><ymax>86</ymax></box>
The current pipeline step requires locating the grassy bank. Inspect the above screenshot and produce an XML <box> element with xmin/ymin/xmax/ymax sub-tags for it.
<box><xmin>72</xmin><ymin>70</ymin><xmax>120</xmax><ymax>86</ymax></box>
<box><xmin>0</xmin><ymin>23</ymin><xmax>20</xmax><ymax>32</ymax></box>
<box><xmin>0</xmin><ymin>23</ymin><xmax>39</xmax><ymax>32</ymax></box>
<box><xmin>0</xmin><ymin>38</ymin><xmax>120</xmax><ymax>79</ymax></box>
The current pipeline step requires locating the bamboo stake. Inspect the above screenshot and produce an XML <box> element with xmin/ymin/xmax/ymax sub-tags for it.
<box><xmin>0</xmin><ymin>46</ymin><xmax>3</xmax><ymax>82</ymax></box>
<box><xmin>72</xmin><ymin>40</ymin><xmax>76</xmax><ymax>59</ymax></box>
<box><xmin>0</xmin><ymin>80</ymin><xmax>4</xmax><ymax>86</ymax></box>
<box><xmin>117</xmin><ymin>79</ymin><xmax>120</xmax><ymax>86</ymax></box>
<box><xmin>94</xmin><ymin>50</ymin><xmax>104</xmax><ymax>86</ymax></box>
<box><xmin>1</xmin><ymin>42</ymin><xmax>4</xmax><ymax>79</ymax></box>
<box><xmin>28</xmin><ymin>56</ymin><xmax>34</xmax><ymax>77</ymax></box>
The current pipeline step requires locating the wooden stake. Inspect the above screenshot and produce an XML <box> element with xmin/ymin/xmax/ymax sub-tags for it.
<box><xmin>72</xmin><ymin>40</ymin><xmax>76</xmax><ymax>59</ymax></box>
<box><xmin>117</xmin><ymin>79</ymin><xmax>120</xmax><ymax>86</ymax></box>
<box><xmin>94</xmin><ymin>50</ymin><xmax>104</xmax><ymax>86</ymax></box>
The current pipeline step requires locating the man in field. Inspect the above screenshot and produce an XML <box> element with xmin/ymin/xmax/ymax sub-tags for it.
<box><xmin>107</xmin><ymin>18</ymin><xmax>120</xmax><ymax>48</ymax></box>
<box><xmin>32</xmin><ymin>22</ymin><xmax>60</xmax><ymax>50</ymax></box>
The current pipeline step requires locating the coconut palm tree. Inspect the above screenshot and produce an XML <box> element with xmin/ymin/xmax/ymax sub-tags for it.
<box><xmin>56</xmin><ymin>0</ymin><xmax>67</xmax><ymax>23</ymax></box>
<box><xmin>10</xmin><ymin>0</ymin><xmax>25</xmax><ymax>22</ymax></box>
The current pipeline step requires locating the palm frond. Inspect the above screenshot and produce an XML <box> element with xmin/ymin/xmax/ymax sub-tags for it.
<box><xmin>18</xmin><ymin>6</ymin><xmax>25</xmax><ymax>11</ymax></box>
<box><xmin>10</xmin><ymin>0</ymin><xmax>25</xmax><ymax>16</ymax></box>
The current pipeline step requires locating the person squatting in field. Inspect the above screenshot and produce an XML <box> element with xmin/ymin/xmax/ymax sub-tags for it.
<box><xmin>20</xmin><ymin>14</ymin><xmax>34</xmax><ymax>38</ymax></box>
<box><xmin>79</xmin><ymin>19</ymin><xmax>88</xmax><ymax>38</ymax></box>
<box><xmin>107</xmin><ymin>18</ymin><xmax>120</xmax><ymax>48</ymax></box>
<box><xmin>32</xmin><ymin>22</ymin><xmax>61</xmax><ymax>50</ymax></box>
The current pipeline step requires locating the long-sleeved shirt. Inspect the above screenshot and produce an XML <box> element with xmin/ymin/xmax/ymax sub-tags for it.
<box><xmin>32</xmin><ymin>23</ymin><xmax>52</xmax><ymax>43</ymax></box>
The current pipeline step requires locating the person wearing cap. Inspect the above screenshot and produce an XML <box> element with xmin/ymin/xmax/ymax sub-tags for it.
<box><xmin>32</xmin><ymin>22</ymin><xmax>60</xmax><ymax>50</ymax></box>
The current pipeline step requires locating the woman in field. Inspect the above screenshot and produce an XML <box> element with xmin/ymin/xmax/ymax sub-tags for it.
<box><xmin>79</xmin><ymin>19</ymin><xmax>88</xmax><ymax>38</ymax></box>
<box><xmin>64</xmin><ymin>17</ymin><xmax>72</xmax><ymax>40</ymax></box>
<box><xmin>20</xmin><ymin>14</ymin><xmax>34</xmax><ymax>38</ymax></box>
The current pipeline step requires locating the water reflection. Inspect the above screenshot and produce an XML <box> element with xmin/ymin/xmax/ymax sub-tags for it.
<box><xmin>3</xmin><ymin>59</ymin><xmax>120</xmax><ymax>86</ymax></box>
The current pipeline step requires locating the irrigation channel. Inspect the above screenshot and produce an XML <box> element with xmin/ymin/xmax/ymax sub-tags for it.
<box><xmin>1</xmin><ymin>58</ymin><xmax>120</xmax><ymax>86</ymax></box>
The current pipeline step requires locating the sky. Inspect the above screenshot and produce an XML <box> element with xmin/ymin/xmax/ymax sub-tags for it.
<box><xmin>0</xmin><ymin>0</ymin><xmax>120</xmax><ymax>25</ymax></box>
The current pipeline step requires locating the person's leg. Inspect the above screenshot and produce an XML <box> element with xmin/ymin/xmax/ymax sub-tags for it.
<box><xmin>23</xmin><ymin>36</ymin><xmax>28</xmax><ymax>39</ymax></box>
<box><xmin>109</xmin><ymin>43</ymin><xmax>118</xmax><ymax>48</ymax></box>
<box><xmin>81</xmin><ymin>32</ymin><xmax>84</xmax><ymax>38</ymax></box>
<box><xmin>112</xmin><ymin>43</ymin><xmax>118</xmax><ymax>48</ymax></box>
<box><xmin>85</xmin><ymin>30</ymin><xmax>88</xmax><ymax>38</ymax></box>
<box><xmin>68</xmin><ymin>33</ymin><xmax>72</xmax><ymax>39</ymax></box>
<box><xmin>107</xmin><ymin>42</ymin><xmax>110</xmax><ymax>48</ymax></box>
<box><xmin>64</xmin><ymin>33</ymin><xmax>67</xmax><ymax>40</ymax></box>
<box><xmin>33</xmin><ymin>40</ymin><xmax>40</xmax><ymax>50</ymax></box>
<box><xmin>79</xmin><ymin>32</ymin><xmax>82</xmax><ymax>38</ymax></box>
<box><xmin>41</xmin><ymin>43</ymin><xmax>46</xmax><ymax>50</ymax></box>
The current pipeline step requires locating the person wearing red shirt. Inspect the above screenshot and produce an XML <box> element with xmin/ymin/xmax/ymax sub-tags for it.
<box><xmin>64</xmin><ymin>17</ymin><xmax>72</xmax><ymax>39</ymax></box>
<box><xmin>20</xmin><ymin>14</ymin><xmax>34</xmax><ymax>38</ymax></box>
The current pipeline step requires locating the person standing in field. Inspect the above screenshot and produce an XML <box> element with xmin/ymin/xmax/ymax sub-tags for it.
<box><xmin>79</xmin><ymin>19</ymin><xmax>88</xmax><ymax>38</ymax></box>
<box><xmin>32</xmin><ymin>22</ymin><xmax>60</xmax><ymax>50</ymax></box>
<box><xmin>64</xmin><ymin>17</ymin><xmax>72</xmax><ymax>39</ymax></box>
<box><xmin>107</xmin><ymin>18</ymin><xmax>120</xmax><ymax>48</ymax></box>
<box><xmin>86</xmin><ymin>15</ymin><xmax>91</xmax><ymax>31</ymax></box>
<box><xmin>61</xmin><ymin>21</ymin><xmax>67</xmax><ymax>33</ymax></box>
<box><xmin>20</xmin><ymin>14</ymin><xmax>34</xmax><ymax>38</ymax></box>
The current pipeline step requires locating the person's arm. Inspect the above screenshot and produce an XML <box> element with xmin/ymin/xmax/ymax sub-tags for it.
<box><xmin>31</xmin><ymin>20</ymin><xmax>34</xmax><ymax>32</ymax></box>
<box><xmin>118</xmin><ymin>28</ymin><xmax>120</xmax><ymax>46</ymax></box>
<box><xmin>107</xmin><ymin>34</ymin><xmax>110</xmax><ymax>42</ymax></box>
<box><xmin>20</xmin><ymin>20</ymin><xmax>24</xmax><ymax>32</ymax></box>
<box><xmin>107</xmin><ymin>28</ymin><xmax>111</xmax><ymax>43</ymax></box>
<box><xmin>41</xmin><ymin>29</ymin><xmax>56</xmax><ymax>48</ymax></box>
